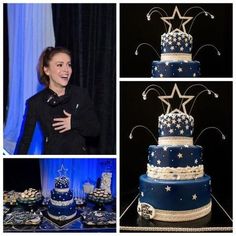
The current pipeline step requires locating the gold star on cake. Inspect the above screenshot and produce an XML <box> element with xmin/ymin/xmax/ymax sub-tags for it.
<box><xmin>161</xmin><ymin>6</ymin><xmax>193</xmax><ymax>34</ymax></box>
<box><xmin>159</xmin><ymin>84</ymin><xmax>194</xmax><ymax>115</ymax></box>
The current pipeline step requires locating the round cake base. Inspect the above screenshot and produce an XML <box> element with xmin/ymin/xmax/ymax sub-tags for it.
<box><xmin>138</xmin><ymin>201</ymin><xmax>211</xmax><ymax>222</ymax></box>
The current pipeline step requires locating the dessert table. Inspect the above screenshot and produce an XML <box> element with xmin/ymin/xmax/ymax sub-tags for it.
<box><xmin>4</xmin><ymin>198</ymin><xmax>116</xmax><ymax>232</ymax></box>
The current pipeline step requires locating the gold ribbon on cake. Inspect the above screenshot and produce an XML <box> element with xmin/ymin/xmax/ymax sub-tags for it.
<box><xmin>158</xmin><ymin>136</ymin><xmax>193</xmax><ymax>145</ymax></box>
<box><xmin>137</xmin><ymin>201</ymin><xmax>212</xmax><ymax>222</ymax></box>
<box><xmin>147</xmin><ymin>164</ymin><xmax>204</xmax><ymax>180</ymax></box>
<box><xmin>161</xmin><ymin>53</ymin><xmax>192</xmax><ymax>61</ymax></box>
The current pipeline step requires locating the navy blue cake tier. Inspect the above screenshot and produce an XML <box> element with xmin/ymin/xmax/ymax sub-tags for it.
<box><xmin>151</xmin><ymin>31</ymin><xmax>201</xmax><ymax>78</ymax></box>
<box><xmin>138</xmin><ymin>174</ymin><xmax>211</xmax><ymax>221</ymax></box>
<box><xmin>48</xmin><ymin>176</ymin><xmax>77</xmax><ymax>221</ymax></box>
<box><xmin>152</xmin><ymin>60</ymin><xmax>200</xmax><ymax>78</ymax></box>
<box><xmin>48</xmin><ymin>201</ymin><xmax>77</xmax><ymax>220</ymax></box>
<box><xmin>148</xmin><ymin>145</ymin><xmax>203</xmax><ymax>168</ymax></box>
<box><xmin>55</xmin><ymin>176</ymin><xmax>69</xmax><ymax>189</ymax></box>
<box><xmin>158</xmin><ymin>113</ymin><xmax>194</xmax><ymax>137</ymax></box>
<box><xmin>51</xmin><ymin>189</ymin><xmax>73</xmax><ymax>201</ymax></box>
<box><xmin>161</xmin><ymin>32</ymin><xmax>193</xmax><ymax>54</ymax></box>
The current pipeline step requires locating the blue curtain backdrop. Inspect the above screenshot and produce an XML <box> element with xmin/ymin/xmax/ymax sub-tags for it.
<box><xmin>4</xmin><ymin>4</ymin><xmax>55</xmax><ymax>154</ymax></box>
<box><xmin>39</xmin><ymin>158</ymin><xmax>116</xmax><ymax>198</ymax></box>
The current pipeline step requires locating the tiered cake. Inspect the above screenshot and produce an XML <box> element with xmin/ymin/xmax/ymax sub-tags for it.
<box><xmin>137</xmin><ymin>84</ymin><xmax>212</xmax><ymax>222</ymax></box>
<box><xmin>152</xmin><ymin>30</ymin><xmax>200</xmax><ymax>78</ymax></box>
<box><xmin>48</xmin><ymin>166</ymin><xmax>77</xmax><ymax>221</ymax></box>
<box><xmin>151</xmin><ymin>6</ymin><xmax>200</xmax><ymax>77</ymax></box>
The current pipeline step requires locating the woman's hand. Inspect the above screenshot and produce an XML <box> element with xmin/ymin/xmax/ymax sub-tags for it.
<box><xmin>52</xmin><ymin>110</ymin><xmax>71</xmax><ymax>133</ymax></box>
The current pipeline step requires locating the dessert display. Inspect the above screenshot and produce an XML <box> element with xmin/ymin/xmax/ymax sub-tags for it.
<box><xmin>88</xmin><ymin>188</ymin><xmax>113</xmax><ymax>204</ymax></box>
<box><xmin>18</xmin><ymin>188</ymin><xmax>42</xmax><ymax>204</ymax></box>
<box><xmin>4</xmin><ymin>190</ymin><xmax>19</xmax><ymax>205</ymax></box>
<box><xmin>81</xmin><ymin>209</ymin><xmax>116</xmax><ymax>226</ymax></box>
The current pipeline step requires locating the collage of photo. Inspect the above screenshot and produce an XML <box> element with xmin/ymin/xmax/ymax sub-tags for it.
<box><xmin>2</xmin><ymin>1</ymin><xmax>233</xmax><ymax>234</ymax></box>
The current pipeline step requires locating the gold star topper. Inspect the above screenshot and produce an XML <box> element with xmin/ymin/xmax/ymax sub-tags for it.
<box><xmin>161</xmin><ymin>6</ymin><xmax>193</xmax><ymax>34</ymax></box>
<box><xmin>159</xmin><ymin>84</ymin><xmax>194</xmax><ymax>114</ymax></box>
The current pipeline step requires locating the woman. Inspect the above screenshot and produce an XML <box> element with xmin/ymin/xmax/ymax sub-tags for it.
<box><xmin>15</xmin><ymin>47</ymin><xmax>100</xmax><ymax>154</ymax></box>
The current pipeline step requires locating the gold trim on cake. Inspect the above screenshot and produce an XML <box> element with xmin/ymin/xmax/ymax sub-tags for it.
<box><xmin>161</xmin><ymin>53</ymin><xmax>192</xmax><ymax>61</ymax></box>
<box><xmin>138</xmin><ymin>201</ymin><xmax>212</xmax><ymax>222</ymax></box>
<box><xmin>158</xmin><ymin>136</ymin><xmax>193</xmax><ymax>145</ymax></box>
<box><xmin>147</xmin><ymin>164</ymin><xmax>204</xmax><ymax>180</ymax></box>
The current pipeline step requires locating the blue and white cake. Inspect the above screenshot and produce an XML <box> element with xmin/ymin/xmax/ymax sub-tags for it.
<box><xmin>136</xmin><ymin>84</ymin><xmax>212</xmax><ymax>222</ymax></box>
<box><xmin>152</xmin><ymin>31</ymin><xmax>200</xmax><ymax>78</ymax></box>
<box><xmin>48</xmin><ymin>176</ymin><xmax>77</xmax><ymax>221</ymax></box>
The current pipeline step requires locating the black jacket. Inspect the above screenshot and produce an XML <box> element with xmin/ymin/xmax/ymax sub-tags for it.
<box><xmin>15</xmin><ymin>85</ymin><xmax>100</xmax><ymax>154</ymax></box>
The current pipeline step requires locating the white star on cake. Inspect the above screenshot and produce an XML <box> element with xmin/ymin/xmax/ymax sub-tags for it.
<box><xmin>177</xmin><ymin>153</ymin><xmax>183</xmax><ymax>158</ymax></box>
<box><xmin>157</xmin><ymin>160</ymin><xmax>161</xmax><ymax>165</ymax></box>
<box><xmin>165</xmin><ymin>186</ymin><xmax>171</xmax><ymax>192</ymax></box>
<box><xmin>178</xmin><ymin>67</ymin><xmax>183</xmax><ymax>72</ymax></box>
<box><xmin>192</xmin><ymin>194</ymin><xmax>197</xmax><ymax>200</ymax></box>
<box><xmin>169</xmin><ymin>129</ymin><xmax>174</xmax><ymax>133</ymax></box>
<box><xmin>160</xmin><ymin>6</ymin><xmax>193</xmax><ymax>34</ymax></box>
<box><xmin>158</xmin><ymin>84</ymin><xmax>194</xmax><ymax>115</ymax></box>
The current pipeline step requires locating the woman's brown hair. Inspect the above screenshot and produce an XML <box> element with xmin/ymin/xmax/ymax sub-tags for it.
<box><xmin>37</xmin><ymin>46</ymin><xmax>71</xmax><ymax>87</ymax></box>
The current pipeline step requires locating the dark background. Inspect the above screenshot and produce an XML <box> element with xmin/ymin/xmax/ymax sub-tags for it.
<box><xmin>4</xmin><ymin>4</ymin><xmax>116</xmax><ymax>154</ymax></box>
<box><xmin>4</xmin><ymin>159</ymin><xmax>41</xmax><ymax>191</ymax></box>
<box><xmin>120</xmin><ymin>4</ymin><xmax>232</xmax><ymax>77</ymax></box>
<box><xmin>120</xmin><ymin>82</ymin><xmax>232</xmax><ymax>217</ymax></box>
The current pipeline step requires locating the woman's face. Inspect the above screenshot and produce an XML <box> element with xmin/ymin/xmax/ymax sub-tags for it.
<box><xmin>44</xmin><ymin>52</ymin><xmax>72</xmax><ymax>88</ymax></box>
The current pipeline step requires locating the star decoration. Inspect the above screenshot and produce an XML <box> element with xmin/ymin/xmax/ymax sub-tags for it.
<box><xmin>169</xmin><ymin>129</ymin><xmax>174</xmax><ymax>134</ymax></box>
<box><xmin>194</xmin><ymin>159</ymin><xmax>198</xmax><ymax>164</ymax></box>
<box><xmin>57</xmin><ymin>164</ymin><xmax>68</xmax><ymax>177</ymax></box>
<box><xmin>151</xmin><ymin>152</ymin><xmax>154</xmax><ymax>157</ymax></box>
<box><xmin>176</xmin><ymin>124</ymin><xmax>181</xmax><ymax>129</ymax></box>
<box><xmin>180</xmin><ymin>129</ymin><xmax>184</xmax><ymax>134</ymax></box>
<box><xmin>177</xmin><ymin>153</ymin><xmax>183</xmax><ymax>159</ymax></box>
<box><xmin>178</xmin><ymin>67</ymin><xmax>183</xmax><ymax>72</ymax></box>
<box><xmin>161</xmin><ymin>6</ymin><xmax>193</xmax><ymax>34</ymax></box>
<box><xmin>165</xmin><ymin>186</ymin><xmax>171</xmax><ymax>192</ymax></box>
<box><xmin>192</xmin><ymin>194</ymin><xmax>197</xmax><ymax>200</ymax></box>
<box><xmin>163</xmin><ymin>146</ymin><xmax>168</xmax><ymax>151</ymax></box>
<box><xmin>157</xmin><ymin>160</ymin><xmax>161</xmax><ymax>165</ymax></box>
<box><xmin>158</xmin><ymin>84</ymin><xmax>194</xmax><ymax>114</ymax></box>
<box><xmin>160</xmin><ymin>73</ymin><xmax>164</xmax><ymax>77</ymax></box>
